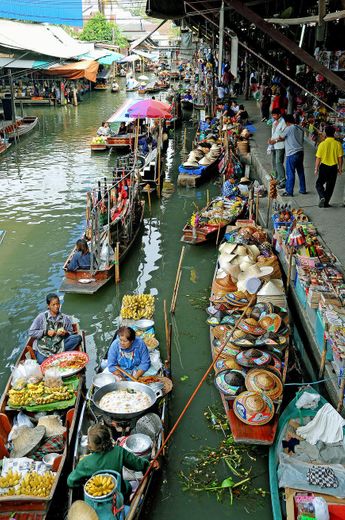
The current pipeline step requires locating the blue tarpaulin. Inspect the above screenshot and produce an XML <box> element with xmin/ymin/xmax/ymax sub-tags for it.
<box><xmin>0</xmin><ymin>0</ymin><xmax>83</xmax><ymax>27</ymax></box>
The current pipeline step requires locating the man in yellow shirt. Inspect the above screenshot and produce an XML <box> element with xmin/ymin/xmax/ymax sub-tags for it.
<box><xmin>314</xmin><ymin>125</ymin><xmax>343</xmax><ymax>207</ymax></box>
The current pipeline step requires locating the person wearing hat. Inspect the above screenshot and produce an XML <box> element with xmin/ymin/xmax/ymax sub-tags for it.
<box><xmin>314</xmin><ymin>125</ymin><xmax>343</xmax><ymax>207</ymax></box>
<box><xmin>268</xmin><ymin>108</ymin><xmax>287</xmax><ymax>188</ymax></box>
<box><xmin>67</xmin><ymin>424</ymin><xmax>159</xmax><ymax>503</ymax></box>
<box><xmin>29</xmin><ymin>293</ymin><xmax>82</xmax><ymax>364</ymax></box>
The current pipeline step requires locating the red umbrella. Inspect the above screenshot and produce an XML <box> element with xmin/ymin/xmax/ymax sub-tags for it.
<box><xmin>127</xmin><ymin>99</ymin><xmax>172</xmax><ymax>119</ymax></box>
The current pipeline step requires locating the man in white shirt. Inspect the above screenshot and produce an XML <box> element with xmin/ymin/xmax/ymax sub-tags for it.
<box><xmin>268</xmin><ymin>108</ymin><xmax>286</xmax><ymax>187</ymax></box>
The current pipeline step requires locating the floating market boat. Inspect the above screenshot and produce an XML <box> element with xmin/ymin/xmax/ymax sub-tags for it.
<box><xmin>94</xmin><ymin>83</ymin><xmax>108</xmax><ymax>91</ymax></box>
<box><xmin>0</xmin><ymin>330</ymin><xmax>87</xmax><ymax>519</ymax></box>
<box><xmin>60</xmin><ymin>172</ymin><xmax>144</xmax><ymax>295</ymax></box>
<box><xmin>0</xmin><ymin>140</ymin><xmax>11</xmax><ymax>155</ymax></box>
<box><xmin>209</xmin><ymin>221</ymin><xmax>290</xmax><ymax>445</ymax></box>
<box><xmin>269</xmin><ymin>387</ymin><xmax>345</xmax><ymax>519</ymax></box>
<box><xmin>68</xmin><ymin>294</ymin><xmax>171</xmax><ymax>519</ymax></box>
<box><xmin>90</xmin><ymin>136</ymin><xmax>108</xmax><ymax>152</ymax></box>
<box><xmin>104</xmin><ymin>99</ymin><xmax>141</xmax><ymax>150</ymax></box>
<box><xmin>0</xmin><ymin>116</ymin><xmax>38</xmax><ymax>141</ymax></box>
<box><xmin>181</xmin><ymin>196</ymin><xmax>246</xmax><ymax>245</ymax></box>
<box><xmin>111</xmin><ymin>82</ymin><xmax>120</xmax><ymax>93</ymax></box>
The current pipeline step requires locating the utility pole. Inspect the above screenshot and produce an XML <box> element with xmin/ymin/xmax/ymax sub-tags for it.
<box><xmin>218</xmin><ymin>1</ymin><xmax>224</xmax><ymax>82</ymax></box>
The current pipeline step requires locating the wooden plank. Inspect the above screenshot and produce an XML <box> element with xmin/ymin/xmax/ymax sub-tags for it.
<box><xmin>227</xmin><ymin>409</ymin><xmax>279</xmax><ymax>445</ymax></box>
<box><xmin>224</xmin><ymin>0</ymin><xmax>345</xmax><ymax>92</ymax></box>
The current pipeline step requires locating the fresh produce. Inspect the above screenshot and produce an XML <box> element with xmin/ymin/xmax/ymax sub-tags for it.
<box><xmin>0</xmin><ymin>471</ymin><xmax>21</xmax><ymax>488</ymax></box>
<box><xmin>91</xmin><ymin>136</ymin><xmax>106</xmax><ymax>145</ymax></box>
<box><xmin>18</xmin><ymin>471</ymin><xmax>55</xmax><ymax>497</ymax></box>
<box><xmin>120</xmin><ymin>294</ymin><xmax>155</xmax><ymax>320</ymax></box>
<box><xmin>85</xmin><ymin>474</ymin><xmax>115</xmax><ymax>497</ymax></box>
<box><xmin>141</xmin><ymin>333</ymin><xmax>159</xmax><ymax>349</ymax></box>
<box><xmin>8</xmin><ymin>381</ymin><xmax>74</xmax><ymax>407</ymax></box>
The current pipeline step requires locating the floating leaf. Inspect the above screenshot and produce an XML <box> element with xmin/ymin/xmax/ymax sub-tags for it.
<box><xmin>180</xmin><ymin>375</ymin><xmax>189</xmax><ymax>382</ymax></box>
<box><xmin>221</xmin><ymin>477</ymin><xmax>234</xmax><ymax>488</ymax></box>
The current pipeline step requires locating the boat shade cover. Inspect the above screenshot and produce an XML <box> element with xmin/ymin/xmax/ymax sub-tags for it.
<box><xmin>44</xmin><ymin>60</ymin><xmax>99</xmax><ymax>83</ymax></box>
<box><xmin>0</xmin><ymin>0</ymin><xmax>83</xmax><ymax>27</ymax></box>
<box><xmin>98</xmin><ymin>52</ymin><xmax>125</xmax><ymax>65</ymax></box>
<box><xmin>119</xmin><ymin>55</ymin><xmax>141</xmax><ymax>63</ymax></box>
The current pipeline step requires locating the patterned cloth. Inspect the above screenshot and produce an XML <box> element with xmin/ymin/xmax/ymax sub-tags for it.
<box><xmin>30</xmin><ymin>434</ymin><xmax>65</xmax><ymax>460</ymax></box>
<box><xmin>307</xmin><ymin>465</ymin><xmax>339</xmax><ymax>488</ymax></box>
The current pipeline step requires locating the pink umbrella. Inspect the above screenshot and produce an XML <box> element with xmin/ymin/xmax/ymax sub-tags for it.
<box><xmin>127</xmin><ymin>99</ymin><xmax>172</xmax><ymax>119</ymax></box>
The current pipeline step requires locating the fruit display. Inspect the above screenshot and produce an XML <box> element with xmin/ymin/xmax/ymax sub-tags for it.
<box><xmin>141</xmin><ymin>333</ymin><xmax>159</xmax><ymax>350</ymax></box>
<box><xmin>0</xmin><ymin>471</ymin><xmax>55</xmax><ymax>497</ymax></box>
<box><xmin>91</xmin><ymin>136</ymin><xmax>106</xmax><ymax>145</ymax></box>
<box><xmin>8</xmin><ymin>381</ymin><xmax>74</xmax><ymax>408</ymax></box>
<box><xmin>120</xmin><ymin>294</ymin><xmax>155</xmax><ymax>320</ymax></box>
<box><xmin>85</xmin><ymin>474</ymin><xmax>115</xmax><ymax>497</ymax></box>
<box><xmin>0</xmin><ymin>471</ymin><xmax>21</xmax><ymax>488</ymax></box>
<box><xmin>197</xmin><ymin>197</ymin><xmax>244</xmax><ymax>227</ymax></box>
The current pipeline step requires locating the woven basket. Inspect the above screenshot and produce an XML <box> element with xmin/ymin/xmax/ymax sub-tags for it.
<box><xmin>237</xmin><ymin>140</ymin><xmax>250</xmax><ymax>154</ymax></box>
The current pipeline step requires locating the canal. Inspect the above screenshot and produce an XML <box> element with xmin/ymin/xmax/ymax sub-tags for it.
<box><xmin>0</xmin><ymin>83</ymin><xmax>272</xmax><ymax>519</ymax></box>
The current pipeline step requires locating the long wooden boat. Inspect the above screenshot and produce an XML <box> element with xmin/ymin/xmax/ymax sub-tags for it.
<box><xmin>0</xmin><ymin>332</ymin><xmax>86</xmax><ymax>519</ymax></box>
<box><xmin>105</xmin><ymin>99</ymin><xmax>138</xmax><ymax>150</ymax></box>
<box><xmin>60</xmin><ymin>175</ymin><xmax>144</xmax><ymax>295</ymax></box>
<box><xmin>68</xmin><ymin>299</ymin><xmax>171</xmax><ymax>518</ymax></box>
<box><xmin>0</xmin><ymin>141</ymin><xmax>12</xmax><ymax>155</ymax></box>
<box><xmin>94</xmin><ymin>83</ymin><xmax>108</xmax><ymax>91</ymax></box>
<box><xmin>209</xmin><ymin>222</ymin><xmax>290</xmax><ymax>444</ymax></box>
<box><xmin>181</xmin><ymin>196</ymin><xmax>246</xmax><ymax>245</ymax></box>
<box><xmin>0</xmin><ymin>117</ymin><xmax>38</xmax><ymax>141</ymax></box>
<box><xmin>14</xmin><ymin>97</ymin><xmax>54</xmax><ymax>106</ymax></box>
<box><xmin>269</xmin><ymin>387</ymin><xmax>345</xmax><ymax>519</ymax></box>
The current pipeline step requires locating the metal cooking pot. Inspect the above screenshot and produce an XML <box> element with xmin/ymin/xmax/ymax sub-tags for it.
<box><xmin>92</xmin><ymin>372</ymin><xmax>116</xmax><ymax>389</ymax></box>
<box><xmin>92</xmin><ymin>381</ymin><xmax>163</xmax><ymax>421</ymax></box>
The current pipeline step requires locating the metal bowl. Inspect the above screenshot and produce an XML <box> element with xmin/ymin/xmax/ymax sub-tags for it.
<box><xmin>134</xmin><ymin>319</ymin><xmax>154</xmax><ymax>330</ymax></box>
<box><xmin>92</xmin><ymin>372</ymin><xmax>116</xmax><ymax>389</ymax></box>
<box><xmin>124</xmin><ymin>433</ymin><xmax>152</xmax><ymax>455</ymax></box>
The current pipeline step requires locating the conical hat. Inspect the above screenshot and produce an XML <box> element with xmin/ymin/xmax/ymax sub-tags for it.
<box><xmin>183</xmin><ymin>159</ymin><xmax>199</xmax><ymax>168</ymax></box>
<box><xmin>257</xmin><ymin>280</ymin><xmax>284</xmax><ymax>296</ymax></box>
<box><xmin>11</xmin><ymin>425</ymin><xmax>46</xmax><ymax>458</ymax></box>
<box><xmin>68</xmin><ymin>501</ymin><xmax>99</xmax><ymax>520</ymax></box>
<box><xmin>199</xmin><ymin>156</ymin><xmax>213</xmax><ymax>165</ymax></box>
<box><xmin>245</xmin><ymin>368</ymin><xmax>283</xmax><ymax>400</ymax></box>
<box><xmin>233</xmin><ymin>391</ymin><xmax>274</xmax><ymax>425</ymax></box>
<box><xmin>219</xmin><ymin>243</ymin><xmax>237</xmax><ymax>255</ymax></box>
<box><xmin>38</xmin><ymin>415</ymin><xmax>66</xmax><ymax>437</ymax></box>
<box><xmin>238</xmin><ymin>265</ymin><xmax>273</xmax><ymax>281</ymax></box>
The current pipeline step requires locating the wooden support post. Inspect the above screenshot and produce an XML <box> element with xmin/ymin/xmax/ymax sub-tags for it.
<box><xmin>255</xmin><ymin>191</ymin><xmax>260</xmax><ymax>224</ymax></box>
<box><xmin>115</xmin><ymin>242</ymin><xmax>120</xmax><ymax>284</ymax></box>
<box><xmin>287</xmin><ymin>247</ymin><xmax>293</xmax><ymax>287</ymax></box>
<box><xmin>206</xmin><ymin>189</ymin><xmax>210</xmax><ymax>206</ymax></box>
<box><xmin>319</xmin><ymin>335</ymin><xmax>327</xmax><ymax>379</ymax></box>
<box><xmin>337</xmin><ymin>371</ymin><xmax>345</xmax><ymax>413</ymax></box>
<box><xmin>216</xmin><ymin>223</ymin><xmax>221</xmax><ymax>246</ymax></box>
<box><xmin>266</xmin><ymin>194</ymin><xmax>271</xmax><ymax>229</ymax></box>
<box><xmin>170</xmin><ymin>246</ymin><xmax>185</xmax><ymax>314</ymax></box>
<box><xmin>183</xmin><ymin>127</ymin><xmax>187</xmax><ymax>150</ymax></box>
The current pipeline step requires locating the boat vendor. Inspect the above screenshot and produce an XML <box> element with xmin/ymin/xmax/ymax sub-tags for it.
<box><xmin>29</xmin><ymin>293</ymin><xmax>82</xmax><ymax>364</ymax></box>
<box><xmin>67</xmin><ymin>424</ymin><xmax>158</xmax><ymax>502</ymax></box>
<box><xmin>106</xmin><ymin>326</ymin><xmax>150</xmax><ymax>380</ymax></box>
<box><xmin>66</xmin><ymin>239</ymin><xmax>91</xmax><ymax>272</ymax></box>
<box><xmin>97</xmin><ymin>122</ymin><xmax>110</xmax><ymax>137</ymax></box>
<box><xmin>117</xmin><ymin>122</ymin><xmax>127</xmax><ymax>135</ymax></box>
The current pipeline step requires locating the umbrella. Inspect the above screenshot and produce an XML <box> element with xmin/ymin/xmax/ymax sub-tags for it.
<box><xmin>127</xmin><ymin>99</ymin><xmax>172</xmax><ymax>119</ymax></box>
<box><xmin>138</xmin><ymin>75</ymin><xmax>149</xmax><ymax>81</ymax></box>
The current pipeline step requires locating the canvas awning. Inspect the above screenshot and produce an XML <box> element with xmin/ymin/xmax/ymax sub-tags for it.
<box><xmin>98</xmin><ymin>52</ymin><xmax>124</xmax><ymax>65</ymax></box>
<box><xmin>0</xmin><ymin>58</ymin><xmax>55</xmax><ymax>69</ymax></box>
<box><xmin>119</xmin><ymin>55</ymin><xmax>141</xmax><ymax>63</ymax></box>
<box><xmin>132</xmin><ymin>49</ymin><xmax>156</xmax><ymax>61</ymax></box>
<box><xmin>44</xmin><ymin>60</ymin><xmax>99</xmax><ymax>82</ymax></box>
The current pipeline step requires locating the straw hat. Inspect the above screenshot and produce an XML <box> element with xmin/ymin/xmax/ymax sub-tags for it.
<box><xmin>245</xmin><ymin>368</ymin><xmax>283</xmax><ymax>400</ymax></box>
<box><xmin>219</xmin><ymin>243</ymin><xmax>237</xmax><ymax>255</ymax></box>
<box><xmin>233</xmin><ymin>391</ymin><xmax>274</xmax><ymax>426</ymax></box>
<box><xmin>257</xmin><ymin>280</ymin><xmax>284</xmax><ymax>296</ymax></box>
<box><xmin>258</xmin><ymin>313</ymin><xmax>282</xmax><ymax>333</ymax></box>
<box><xmin>68</xmin><ymin>501</ymin><xmax>99</xmax><ymax>520</ymax></box>
<box><xmin>215</xmin><ymin>369</ymin><xmax>246</xmax><ymax>397</ymax></box>
<box><xmin>239</xmin><ymin>258</ymin><xmax>255</xmax><ymax>272</ymax></box>
<box><xmin>199</xmin><ymin>156</ymin><xmax>213</xmax><ymax>166</ymax></box>
<box><xmin>38</xmin><ymin>415</ymin><xmax>66</xmax><ymax>437</ymax></box>
<box><xmin>11</xmin><ymin>425</ymin><xmax>46</xmax><ymax>458</ymax></box>
<box><xmin>237</xmin><ymin>276</ymin><xmax>262</xmax><ymax>295</ymax></box>
<box><xmin>247</xmin><ymin>245</ymin><xmax>260</xmax><ymax>260</ymax></box>
<box><xmin>238</xmin><ymin>318</ymin><xmax>265</xmax><ymax>336</ymax></box>
<box><xmin>215</xmin><ymin>357</ymin><xmax>242</xmax><ymax>372</ymax></box>
<box><xmin>236</xmin><ymin>348</ymin><xmax>271</xmax><ymax>368</ymax></box>
<box><xmin>234</xmin><ymin>245</ymin><xmax>247</xmax><ymax>257</ymax></box>
<box><xmin>189</xmin><ymin>149</ymin><xmax>204</xmax><ymax>160</ymax></box>
<box><xmin>238</xmin><ymin>265</ymin><xmax>274</xmax><ymax>281</ymax></box>
<box><xmin>240</xmin><ymin>176</ymin><xmax>251</xmax><ymax>184</ymax></box>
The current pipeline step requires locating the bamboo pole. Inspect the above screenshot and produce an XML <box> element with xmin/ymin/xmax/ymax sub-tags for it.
<box><xmin>183</xmin><ymin>127</ymin><xmax>187</xmax><ymax>150</ymax></box>
<box><xmin>206</xmin><ymin>189</ymin><xmax>210</xmax><ymax>206</ymax></box>
<box><xmin>337</xmin><ymin>371</ymin><xmax>345</xmax><ymax>413</ymax></box>
<box><xmin>115</xmin><ymin>242</ymin><xmax>120</xmax><ymax>284</ymax></box>
<box><xmin>319</xmin><ymin>335</ymin><xmax>327</xmax><ymax>378</ymax></box>
<box><xmin>170</xmin><ymin>247</ymin><xmax>185</xmax><ymax>314</ymax></box>
<box><xmin>255</xmin><ymin>191</ymin><xmax>260</xmax><ymax>224</ymax></box>
<box><xmin>129</xmin><ymin>294</ymin><xmax>256</xmax><ymax>506</ymax></box>
<box><xmin>266</xmin><ymin>194</ymin><xmax>271</xmax><ymax>229</ymax></box>
<box><xmin>287</xmin><ymin>247</ymin><xmax>293</xmax><ymax>287</ymax></box>
<box><xmin>171</xmin><ymin>269</ymin><xmax>182</xmax><ymax>314</ymax></box>
<box><xmin>164</xmin><ymin>300</ymin><xmax>169</xmax><ymax>352</ymax></box>
<box><xmin>216</xmin><ymin>223</ymin><xmax>221</xmax><ymax>246</ymax></box>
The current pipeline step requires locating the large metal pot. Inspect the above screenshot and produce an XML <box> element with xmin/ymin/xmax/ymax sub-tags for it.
<box><xmin>92</xmin><ymin>381</ymin><xmax>163</xmax><ymax>421</ymax></box>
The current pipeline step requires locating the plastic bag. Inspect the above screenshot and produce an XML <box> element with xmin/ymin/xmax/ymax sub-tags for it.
<box><xmin>8</xmin><ymin>412</ymin><xmax>34</xmax><ymax>442</ymax></box>
<box><xmin>44</xmin><ymin>368</ymin><xmax>62</xmax><ymax>388</ymax></box>
<box><xmin>267</xmin><ymin>144</ymin><xmax>273</xmax><ymax>155</ymax></box>
<box><xmin>11</xmin><ymin>359</ymin><xmax>43</xmax><ymax>388</ymax></box>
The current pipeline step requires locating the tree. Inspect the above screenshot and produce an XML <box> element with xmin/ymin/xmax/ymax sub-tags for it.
<box><xmin>79</xmin><ymin>13</ymin><xmax>127</xmax><ymax>47</ymax></box>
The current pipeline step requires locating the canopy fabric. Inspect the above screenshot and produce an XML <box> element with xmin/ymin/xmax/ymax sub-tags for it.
<box><xmin>107</xmin><ymin>98</ymin><xmax>139</xmax><ymax>123</ymax></box>
<box><xmin>132</xmin><ymin>49</ymin><xmax>157</xmax><ymax>61</ymax></box>
<box><xmin>98</xmin><ymin>52</ymin><xmax>125</xmax><ymax>65</ymax></box>
<box><xmin>119</xmin><ymin>55</ymin><xmax>141</xmax><ymax>63</ymax></box>
<box><xmin>0</xmin><ymin>58</ymin><xmax>54</xmax><ymax>70</ymax></box>
<box><xmin>127</xmin><ymin>99</ymin><xmax>172</xmax><ymax>119</ymax></box>
<box><xmin>44</xmin><ymin>60</ymin><xmax>99</xmax><ymax>83</ymax></box>
<box><xmin>0</xmin><ymin>19</ymin><xmax>93</xmax><ymax>59</ymax></box>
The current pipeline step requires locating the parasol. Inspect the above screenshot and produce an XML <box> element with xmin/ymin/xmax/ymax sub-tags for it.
<box><xmin>138</xmin><ymin>75</ymin><xmax>149</xmax><ymax>81</ymax></box>
<box><xmin>127</xmin><ymin>99</ymin><xmax>172</xmax><ymax>119</ymax></box>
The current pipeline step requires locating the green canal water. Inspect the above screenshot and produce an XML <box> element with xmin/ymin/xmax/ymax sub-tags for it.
<box><xmin>0</xmin><ymin>84</ymin><xmax>272</xmax><ymax>519</ymax></box>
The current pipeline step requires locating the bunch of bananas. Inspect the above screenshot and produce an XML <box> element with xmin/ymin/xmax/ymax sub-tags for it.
<box><xmin>8</xmin><ymin>382</ymin><xmax>74</xmax><ymax>407</ymax></box>
<box><xmin>0</xmin><ymin>471</ymin><xmax>55</xmax><ymax>497</ymax></box>
<box><xmin>85</xmin><ymin>474</ymin><xmax>115</xmax><ymax>497</ymax></box>
<box><xmin>120</xmin><ymin>294</ymin><xmax>155</xmax><ymax>320</ymax></box>
<box><xmin>0</xmin><ymin>471</ymin><xmax>21</xmax><ymax>488</ymax></box>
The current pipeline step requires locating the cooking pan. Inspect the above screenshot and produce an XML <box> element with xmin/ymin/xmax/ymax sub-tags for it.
<box><xmin>92</xmin><ymin>381</ymin><xmax>163</xmax><ymax>421</ymax></box>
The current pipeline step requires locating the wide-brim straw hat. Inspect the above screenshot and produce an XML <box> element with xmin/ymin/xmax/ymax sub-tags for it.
<box><xmin>38</xmin><ymin>415</ymin><xmax>66</xmax><ymax>437</ymax></box>
<box><xmin>240</xmin><ymin>176</ymin><xmax>251</xmax><ymax>184</ymax></box>
<box><xmin>189</xmin><ymin>149</ymin><xmax>204</xmax><ymax>159</ymax></box>
<box><xmin>215</xmin><ymin>357</ymin><xmax>242</xmax><ymax>372</ymax></box>
<box><xmin>236</xmin><ymin>348</ymin><xmax>271</xmax><ymax>368</ymax></box>
<box><xmin>234</xmin><ymin>245</ymin><xmax>248</xmax><ymax>257</ymax></box>
<box><xmin>214</xmin><ymin>368</ymin><xmax>246</xmax><ymax>397</ymax></box>
<box><xmin>11</xmin><ymin>425</ymin><xmax>46</xmax><ymax>458</ymax></box>
<box><xmin>257</xmin><ymin>280</ymin><xmax>284</xmax><ymax>296</ymax></box>
<box><xmin>247</xmin><ymin>245</ymin><xmax>261</xmax><ymax>260</ymax></box>
<box><xmin>219</xmin><ymin>243</ymin><xmax>237</xmax><ymax>255</ymax></box>
<box><xmin>245</xmin><ymin>368</ymin><xmax>283</xmax><ymax>400</ymax></box>
<box><xmin>233</xmin><ymin>391</ymin><xmax>275</xmax><ymax>426</ymax></box>
<box><xmin>68</xmin><ymin>501</ymin><xmax>99</xmax><ymax>520</ymax></box>
<box><xmin>238</xmin><ymin>318</ymin><xmax>266</xmax><ymax>336</ymax></box>
<box><xmin>258</xmin><ymin>313</ymin><xmax>282</xmax><ymax>333</ymax></box>
<box><xmin>238</xmin><ymin>265</ymin><xmax>274</xmax><ymax>281</ymax></box>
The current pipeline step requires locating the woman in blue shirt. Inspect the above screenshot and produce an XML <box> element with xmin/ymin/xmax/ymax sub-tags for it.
<box><xmin>107</xmin><ymin>326</ymin><xmax>150</xmax><ymax>379</ymax></box>
<box><xmin>67</xmin><ymin>239</ymin><xmax>91</xmax><ymax>271</ymax></box>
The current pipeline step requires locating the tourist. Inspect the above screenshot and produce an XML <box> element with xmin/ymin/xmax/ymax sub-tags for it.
<box><xmin>260</xmin><ymin>81</ymin><xmax>272</xmax><ymax>122</ymax></box>
<box><xmin>235</xmin><ymin>105</ymin><xmax>249</xmax><ymax>124</ymax></box>
<box><xmin>97</xmin><ymin>122</ymin><xmax>110</xmax><ymax>137</ymax></box>
<box><xmin>277</xmin><ymin>114</ymin><xmax>306</xmax><ymax>197</ymax></box>
<box><xmin>268</xmin><ymin>108</ymin><xmax>286</xmax><ymax>188</ymax></box>
<box><xmin>67</xmin><ymin>424</ymin><xmax>157</xmax><ymax>503</ymax></box>
<box><xmin>66</xmin><ymin>239</ymin><xmax>91</xmax><ymax>272</ymax></box>
<box><xmin>315</xmin><ymin>125</ymin><xmax>343</xmax><ymax>207</ymax></box>
<box><xmin>106</xmin><ymin>326</ymin><xmax>150</xmax><ymax>379</ymax></box>
<box><xmin>29</xmin><ymin>293</ymin><xmax>82</xmax><ymax>364</ymax></box>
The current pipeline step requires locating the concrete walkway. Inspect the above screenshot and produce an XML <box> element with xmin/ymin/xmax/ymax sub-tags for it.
<box><xmin>244</xmin><ymin>98</ymin><xmax>345</xmax><ymax>267</ymax></box>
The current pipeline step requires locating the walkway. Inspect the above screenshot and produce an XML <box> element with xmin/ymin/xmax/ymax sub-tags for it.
<box><xmin>244</xmin><ymin>98</ymin><xmax>345</xmax><ymax>268</ymax></box>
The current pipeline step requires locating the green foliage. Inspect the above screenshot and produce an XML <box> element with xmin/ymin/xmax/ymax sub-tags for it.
<box><xmin>79</xmin><ymin>13</ymin><xmax>127</xmax><ymax>47</ymax></box>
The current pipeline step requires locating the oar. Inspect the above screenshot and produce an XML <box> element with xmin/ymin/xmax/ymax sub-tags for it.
<box><xmin>115</xmin><ymin>366</ymin><xmax>137</xmax><ymax>382</ymax></box>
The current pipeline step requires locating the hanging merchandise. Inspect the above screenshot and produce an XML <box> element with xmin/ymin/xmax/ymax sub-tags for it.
<box><xmin>269</xmin><ymin>179</ymin><xmax>277</xmax><ymax>199</ymax></box>
<box><xmin>286</xmin><ymin>227</ymin><xmax>306</xmax><ymax>249</ymax></box>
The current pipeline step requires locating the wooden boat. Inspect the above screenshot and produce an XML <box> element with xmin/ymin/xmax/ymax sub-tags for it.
<box><xmin>0</xmin><ymin>117</ymin><xmax>38</xmax><ymax>141</ymax></box>
<box><xmin>105</xmin><ymin>99</ymin><xmax>138</xmax><ymax>150</ymax></box>
<box><xmin>94</xmin><ymin>83</ymin><xmax>108</xmax><ymax>91</ymax></box>
<box><xmin>0</xmin><ymin>141</ymin><xmax>11</xmax><ymax>155</ymax></box>
<box><xmin>181</xmin><ymin>196</ymin><xmax>245</xmax><ymax>245</ymax></box>
<box><xmin>209</xmin><ymin>222</ymin><xmax>290</xmax><ymax>445</ymax></box>
<box><xmin>111</xmin><ymin>83</ymin><xmax>120</xmax><ymax>93</ymax></box>
<box><xmin>0</xmin><ymin>331</ymin><xmax>86</xmax><ymax>519</ymax></box>
<box><xmin>14</xmin><ymin>97</ymin><xmax>54</xmax><ymax>106</ymax></box>
<box><xmin>68</xmin><ymin>299</ymin><xmax>171</xmax><ymax>518</ymax></box>
<box><xmin>269</xmin><ymin>387</ymin><xmax>345</xmax><ymax>519</ymax></box>
<box><xmin>90</xmin><ymin>142</ymin><xmax>108</xmax><ymax>152</ymax></box>
<box><xmin>60</xmin><ymin>174</ymin><xmax>144</xmax><ymax>295</ymax></box>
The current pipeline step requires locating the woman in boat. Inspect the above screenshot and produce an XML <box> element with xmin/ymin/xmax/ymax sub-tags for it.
<box><xmin>117</xmin><ymin>122</ymin><xmax>127</xmax><ymax>135</ymax></box>
<box><xmin>29</xmin><ymin>293</ymin><xmax>82</xmax><ymax>364</ymax></box>
<box><xmin>107</xmin><ymin>326</ymin><xmax>150</xmax><ymax>380</ymax></box>
<box><xmin>97</xmin><ymin>122</ymin><xmax>110</xmax><ymax>137</ymax></box>
<box><xmin>67</xmin><ymin>239</ymin><xmax>91</xmax><ymax>272</ymax></box>
<box><xmin>67</xmin><ymin>424</ymin><xmax>157</xmax><ymax>503</ymax></box>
